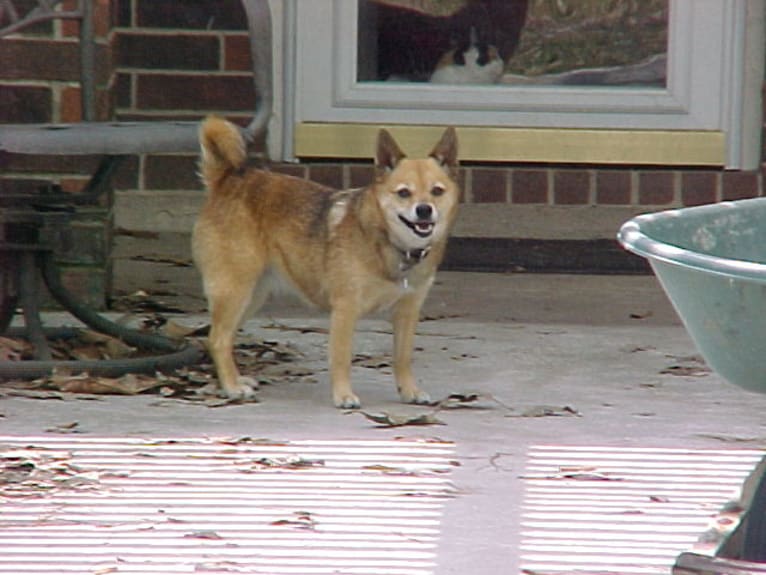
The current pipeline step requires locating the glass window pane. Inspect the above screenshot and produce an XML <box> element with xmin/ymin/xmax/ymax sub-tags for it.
<box><xmin>357</xmin><ymin>0</ymin><xmax>667</xmax><ymax>87</ymax></box>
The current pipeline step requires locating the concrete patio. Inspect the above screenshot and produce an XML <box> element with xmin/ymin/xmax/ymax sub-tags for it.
<box><xmin>3</xmin><ymin>272</ymin><xmax>766</xmax><ymax>574</ymax></box>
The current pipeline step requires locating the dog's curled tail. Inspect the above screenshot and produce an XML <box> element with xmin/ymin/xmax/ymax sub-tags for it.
<box><xmin>199</xmin><ymin>115</ymin><xmax>247</xmax><ymax>189</ymax></box>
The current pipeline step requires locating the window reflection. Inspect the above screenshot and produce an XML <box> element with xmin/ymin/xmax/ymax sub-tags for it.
<box><xmin>357</xmin><ymin>0</ymin><xmax>667</xmax><ymax>87</ymax></box>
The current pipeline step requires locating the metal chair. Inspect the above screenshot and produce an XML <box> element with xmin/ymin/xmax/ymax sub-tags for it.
<box><xmin>0</xmin><ymin>0</ymin><xmax>273</xmax><ymax>377</ymax></box>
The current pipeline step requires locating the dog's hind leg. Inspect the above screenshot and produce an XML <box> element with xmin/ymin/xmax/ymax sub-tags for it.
<box><xmin>205</xmin><ymin>272</ymin><xmax>267</xmax><ymax>400</ymax></box>
<box><xmin>392</xmin><ymin>290</ymin><xmax>431</xmax><ymax>404</ymax></box>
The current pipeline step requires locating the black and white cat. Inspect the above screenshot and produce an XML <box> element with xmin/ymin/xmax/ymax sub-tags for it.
<box><xmin>430</xmin><ymin>29</ymin><xmax>504</xmax><ymax>84</ymax></box>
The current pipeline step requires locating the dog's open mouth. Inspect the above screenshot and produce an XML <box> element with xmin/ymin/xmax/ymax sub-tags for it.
<box><xmin>399</xmin><ymin>215</ymin><xmax>435</xmax><ymax>238</ymax></box>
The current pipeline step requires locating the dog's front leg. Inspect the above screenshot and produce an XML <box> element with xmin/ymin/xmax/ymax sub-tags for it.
<box><xmin>329</xmin><ymin>305</ymin><xmax>361</xmax><ymax>409</ymax></box>
<box><xmin>392</xmin><ymin>290</ymin><xmax>431</xmax><ymax>404</ymax></box>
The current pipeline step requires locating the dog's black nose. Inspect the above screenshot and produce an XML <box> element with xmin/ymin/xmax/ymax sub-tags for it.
<box><xmin>415</xmin><ymin>203</ymin><xmax>433</xmax><ymax>220</ymax></box>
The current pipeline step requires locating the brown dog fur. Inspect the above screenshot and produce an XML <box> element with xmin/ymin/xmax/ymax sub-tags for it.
<box><xmin>193</xmin><ymin>116</ymin><xmax>459</xmax><ymax>407</ymax></box>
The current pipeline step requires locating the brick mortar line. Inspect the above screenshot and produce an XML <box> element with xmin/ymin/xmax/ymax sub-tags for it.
<box><xmin>114</xmin><ymin>106</ymin><xmax>252</xmax><ymax>116</ymax></box>
<box><xmin>546</xmin><ymin>170</ymin><xmax>554</xmax><ymax>205</ymax></box>
<box><xmin>629</xmin><ymin>171</ymin><xmax>639</xmax><ymax>205</ymax></box>
<box><xmin>130</xmin><ymin>0</ymin><xmax>138</xmax><ymax>28</ymax></box>
<box><xmin>114</xmin><ymin>108</ymin><xmax>253</xmax><ymax>118</ymax></box>
<box><xmin>1</xmin><ymin>36</ymin><xmax>79</xmax><ymax>44</ymax></box>
<box><xmin>714</xmin><ymin>171</ymin><xmax>723</xmax><ymax>203</ymax></box>
<box><xmin>51</xmin><ymin>83</ymin><xmax>63</xmax><ymax>123</ymax></box>
<box><xmin>0</xmin><ymin>173</ymin><xmax>92</xmax><ymax>181</ymax></box>
<box><xmin>463</xmin><ymin>167</ymin><xmax>474</xmax><ymax>203</ymax></box>
<box><xmin>113</xmin><ymin>28</ymin><xmax>248</xmax><ymax>37</ymax></box>
<box><xmin>137</xmin><ymin>155</ymin><xmax>146</xmax><ymax>191</ymax></box>
<box><xmin>671</xmin><ymin>171</ymin><xmax>681</xmax><ymax>205</ymax></box>
<box><xmin>129</xmin><ymin>70</ymin><xmax>138</xmax><ymax>108</ymax></box>
<box><xmin>0</xmin><ymin>79</ymin><xmax>59</xmax><ymax>87</ymax></box>
<box><xmin>115</xmin><ymin>69</ymin><xmax>252</xmax><ymax>77</ymax></box>
<box><xmin>219</xmin><ymin>31</ymin><xmax>227</xmax><ymax>72</ymax></box>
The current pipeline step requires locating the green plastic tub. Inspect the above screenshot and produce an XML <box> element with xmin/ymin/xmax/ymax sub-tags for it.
<box><xmin>618</xmin><ymin>198</ymin><xmax>766</xmax><ymax>394</ymax></box>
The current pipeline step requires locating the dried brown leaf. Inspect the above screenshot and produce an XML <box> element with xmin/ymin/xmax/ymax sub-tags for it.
<box><xmin>78</xmin><ymin>330</ymin><xmax>136</xmax><ymax>359</ymax></box>
<box><xmin>434</xmin><ymin>393</ymin><xmax>482</xmax><ymax>409</ymax></box>
<box><xmin>2</xmin><ymin>388</ymin><xmax>66</xmax><ymax>400</ymax></box>
<box><xmin>218</xmin><ymin>437</ymin><xmax>290</xmax><ymax>447</ymax></box>
<box><xmin>356</xmin><ymin>410</ymin><xmax>445</xmax><ymax>427</ymax></box>
<box><xmin>264</xmin><ymin>321</ymin><xmax>329</xmax><ymax>335</ymax></box>
<box><xmin>660</xmin><ymin>364</ymin><xmax>711</xmax><ymax>377</ymax></box>
<box><xmin>271</xmin><ymin>511</ymin><xmax>316</xmax><ymax>530</ymax></box>
<box><xmin>256</xmin><ymin>364</ymin><xmax>314</xmax><ymax>381</ymax></box>
<box><xmin>0</xmin><ymin>337</ymin><xmax>29</xmax><ymax>361</ymax></box>
<box><xmin>45</xmin><ymin>421</ymin><xmax>82</xmax><ymax>434</ymax></box>
<box><xmin>508</xmin><ymin>405</ymin><xmax>581</xmax><ymax>418</ymax></box>
<box><xmin>696</xmin><ymin>433</ymin><xmax>765</xmax><ymax>444</ymax></box>
<box><xmin>362</xmin><ymin>464</ymin><xmax>415</xmax><ymax>475</ymax></box>
<box><xmin>52</xmin><ymin>373</ymin><xmax>161</xmax><ymax>395</ymax></box>
<box><xmin>629</xmin><ymin>310</ymin><xmax>654</xmax><ymax>319</ymax></box>
<box><xmin>556</xmin><ymin>471</ymin><xmax>622</xmax><ymax>481</ymax></box>
<box><xmin>352</xmin><ymin>353</ymin><xmax>392</xmax><ymax>369</ymax></box>
<box><xmin>432</xmin><ymin>392</ymin><xmax>513</xmax><ymax>411</ymax></box>
<box><xmin>248</xmin><ymin>456</ymin><xmax>324</xmax><ymax>470</ymax></box>
<box><xmin>162</xmin><ymin>319</ymin><xmax>209</xmax><ymax>340</ymax></box>
<box><xmin>183</xmin><ymin>530</ymin><xmax>223</xmax><ymax>540</ymax></box>
<box><xmin>199</xmin><ymin>395</ymin><xmax>259</xmax><ymax>408</ymax></box>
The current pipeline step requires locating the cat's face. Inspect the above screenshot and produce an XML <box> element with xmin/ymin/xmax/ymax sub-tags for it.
<box><xmin>430</xmin><ymin>42</ymin><xmax>504</xmax><ymax>84</ymax></box>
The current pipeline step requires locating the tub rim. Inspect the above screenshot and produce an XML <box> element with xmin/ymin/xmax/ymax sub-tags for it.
<box><xmin>617</xmin><ymin>198</ymin><xmax>766</xmax><ymax>284</ymax></box>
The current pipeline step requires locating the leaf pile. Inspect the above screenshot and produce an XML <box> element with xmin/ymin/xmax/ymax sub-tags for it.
<box><xmin>0</xmin><ymin>448</ymin><xmax>102</xmax><ymax>498</ymax></box>
<box><xmin>1</xmin><ymin>319</ymin><xmax>312</xmax><ymax>402</ymax></box>
<box><xmin>0</xmin><ymin>330</ymin><xmax>137</xmax><ymax>362</ymax></box>
<box><xmin>3</xmin><ymin>369</ymin><xmax>214</xmax><ymax>401</ymax></box>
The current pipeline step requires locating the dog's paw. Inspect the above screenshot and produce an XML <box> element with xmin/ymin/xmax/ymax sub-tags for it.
<box><xmin>220</xmin><ymin>376</ymin><xmax>258</xmax><ymax>400</ymax></box>
<box><xmin>334</xmin><ymin>393</ymin><xmax>361</xmax><ymax>410</ymax></box>
<box><xmin>400</xmin><ymin>388</ymin><xmax>431</xmax><ymax>405</ymax></box>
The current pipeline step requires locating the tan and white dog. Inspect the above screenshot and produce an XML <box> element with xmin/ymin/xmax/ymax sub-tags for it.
<box><xmin>192</xmin><ymin>116</ymin><xmax>459</xmax><ymax>408</ymax></box>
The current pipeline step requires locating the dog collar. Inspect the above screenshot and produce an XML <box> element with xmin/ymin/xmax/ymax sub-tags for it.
<box><xmin>399</xmin><ymin>246</ymin><xmax>431</xmax><ymax>271</ymax></box>
<box><xmin>392</xmin><ymin>245</ymin><xmax>431</xmax><ymax>290</ymax></box>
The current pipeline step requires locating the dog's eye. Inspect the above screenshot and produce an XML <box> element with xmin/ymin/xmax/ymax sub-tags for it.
<box><xmin>431</xmin><ymin>185</ymin><xmax>445</xmax><ymax>197</ymax></box>
<box><xmin>397</xmin><ymin>188</ymin><xmax>412</xmax><ymax>199</ymax></box>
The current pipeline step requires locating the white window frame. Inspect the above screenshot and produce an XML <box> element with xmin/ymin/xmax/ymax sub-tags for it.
<box><xmin>276</xmin><ymin>0</ymin><xmax>763</xmax><ymax>169</ymax></box>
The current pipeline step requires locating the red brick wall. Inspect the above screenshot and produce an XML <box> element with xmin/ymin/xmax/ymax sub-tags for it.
<box><xmin>272</xmin><ymin>163</ymin><xmax>764</xmax><ymax>210</ymax></box>
<box><xmin>114</xmin><ymin>0</ymin><xmax>255</xmax><ymax>121</ymax></box>
<box><xmin>2</xmin><ymin>0</ymin><xmax>763</xmax><ymax>205</ymax></box>
<box><xmin>1</xmin><ymin>0</ymin><xmax>765</xmax><ymax>284</ymax></box>
<box><xmin>109</xmin><ymin>0</ymin><xmax>259</xmax><ymax>194</ymax></box>
<box><xmin>0</xmin><ymin>0</ymin><xmax>258</xmax><ymax>194</ymax></box>
<box><xmin>0</xmin><ymin>0</ymin><xmax>113</xmax><ymax>125</ymax></box>
<box><xmin>0</xmin><ymin>0</ymin><xmax>114</xmax><ymax>195</ymax></box>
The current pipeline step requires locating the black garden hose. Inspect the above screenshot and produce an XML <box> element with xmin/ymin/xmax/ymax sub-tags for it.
<box><xmin>0</xmin><ymin>326</ymin><xmax>202</xmax><ymax>379</ymax></box>
<box><xmin>40</xmin><ymin>253</ymin><xmax>181</xmax><ymax>353</ymax></box>
<box><xmin>0</xmin><ymin>253</ymin><xmax>203</xmax><ymax>380</ymax></box>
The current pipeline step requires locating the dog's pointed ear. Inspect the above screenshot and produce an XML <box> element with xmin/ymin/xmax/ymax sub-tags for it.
<box><xmin>429</xmin><ymin>127</ymin><xmax>458</xmax><ymax>172</ymax></box>
<box><xmin>376</xmin><ymin>129</ymin><xmax>406</xmax><ymax>176</ymax></box>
